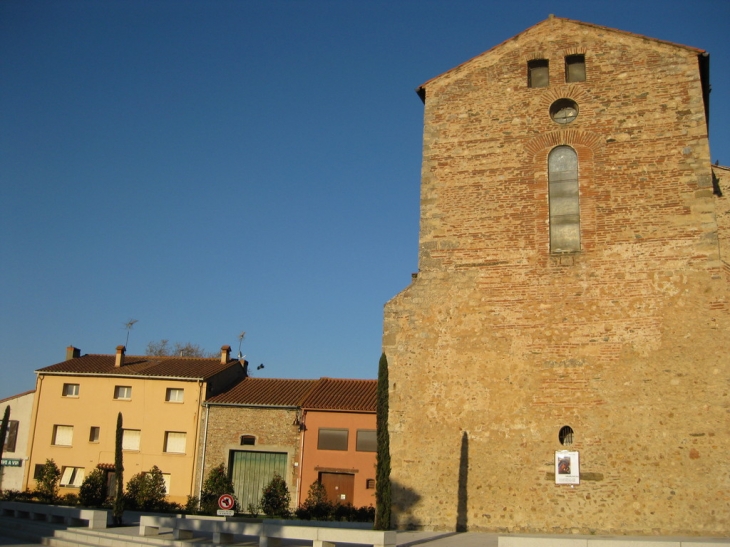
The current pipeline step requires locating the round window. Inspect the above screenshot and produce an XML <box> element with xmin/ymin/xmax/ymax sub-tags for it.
<box><xmin>559</xmin><ymin>425</ymin><xmax>574</xmax><ymax>446</ymax></box>
<box><xmin>550</xmin><ymin>99</ymin><xmax>579</xmax><ymax>124</ymax></box>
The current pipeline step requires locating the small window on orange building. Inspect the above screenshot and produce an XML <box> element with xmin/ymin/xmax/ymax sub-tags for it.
<box><xmin>356</xmin><ymin>430</ymin><xmax>376</xmax><ymax>452</ymax></box>
<box><xmin>317</xmin><ymin>428</ymin><xmax>348</xmax><ymax>451</ymax></box>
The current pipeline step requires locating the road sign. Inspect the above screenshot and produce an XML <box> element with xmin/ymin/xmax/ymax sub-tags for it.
<box><xmin>218</xmin><ymin>493</ymin><xmax>235</xmax><ymax>510</ymax></box>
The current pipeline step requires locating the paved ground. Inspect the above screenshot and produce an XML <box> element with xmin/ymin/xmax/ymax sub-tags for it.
<box><xmin>1</xmin><ymin>522</ymin><xmax>728</xmax><ymax>547</ymax></box>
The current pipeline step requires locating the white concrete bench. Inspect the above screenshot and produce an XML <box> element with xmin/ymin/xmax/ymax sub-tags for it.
<box><xmin>140</xmin><ymin>514</ymin><xmax>262</xmax><ymax>544</ymax></box>
<box><xmin>260</xmin><ymin>522</ymin><xmax>396</xmax><ymax>547</ymax></box>
<box><xmin>0</xmin><ymin>501</ymin><xmax>107</xmax><ymax>529</ymax></box>
<box><xmin>139</xmin><ymin>515</ymin><xmax>395</xmax><ymax>547</ymax></box>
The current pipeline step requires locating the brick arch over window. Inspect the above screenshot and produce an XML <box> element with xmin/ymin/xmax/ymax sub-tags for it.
<box><xmin>526</xmin><ymin>130</ymin><xmax>602</xmax><ymax>259</ymax></box>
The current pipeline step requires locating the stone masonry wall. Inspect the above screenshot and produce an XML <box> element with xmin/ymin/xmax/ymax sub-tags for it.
<box><xmin>198</xmin><ymin>406</ymin><xmax>301</xmax><ymax>503</ymax></box>
<box><xmin>384</xmin><ymin>18</ymin><xmax>729</xmax><ymax>535</ymax></box>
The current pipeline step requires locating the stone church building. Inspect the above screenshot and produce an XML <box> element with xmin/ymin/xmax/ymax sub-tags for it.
<box><xmin>383</xmin><ymin>17</ymin><xmax>728</xmax><ymax>535</ymax></box>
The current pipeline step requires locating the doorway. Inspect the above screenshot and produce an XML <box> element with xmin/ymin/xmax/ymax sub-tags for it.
<box><xmin>229</xmin><ymin>450</ymin><xmax>287</xmax><ymax>510</ymax></box>
<box><xmin>319</xmin><ymin>472</ymin><xmax>354</xmax><ymax>504</ymax></box>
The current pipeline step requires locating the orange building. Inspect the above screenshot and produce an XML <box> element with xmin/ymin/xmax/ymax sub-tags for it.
<box><xmin>25</xmin><ymin>345</ymin><xmax>246</xmax><ymax>504</ymax></box>
<box><xmin>298</xmin><ymin>379</ymin><xmax>376</xmax><ymax>508</ymax></box>
<box><xmin>201</xmin><ymin>377</ymin><xmax>376</xmax><ymax>511</ymax></box>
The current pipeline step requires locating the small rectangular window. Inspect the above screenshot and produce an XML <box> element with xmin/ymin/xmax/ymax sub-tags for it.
<box><xmin>114</xmin><ymin>386</ymin><xmax>132</xmax><ymax>400</ymax></box>
<box><xmin>366</xmin><ymin>478</ymin><xmax>376</xmax><ymax>489</ymax></box>
<box><xmin>164</xmin><ymin>431</ymin><xmax>186</xmax><ymax>454</ymax></box>
<box><xmin>33</xmin><ymin>464</ymin><xmax>44</xmax><ymax>480</ymax></box>
<box><xmin>60</xmin><ymin>466</ymin><xmax>85</xmax><ymax>487</ymax></box>
<box><xmin>3</xmin><ymin>420</ymin><xmax>19</xmax><ymax>452</ymax></box>
<box><xmin>317</xmin><ymin>428</ymin><xmax>348</xmax><ymax>451</ymax></box>
<box><xmin>62</xmin><ymin>383</ymin><xmax>79</xmax><ymax>397</ymax></box>
<box><xmin>356</xmin><ymin>430</ymin><xmax>377</xmax><ymax>452</ymax></box>
<box><xmin>89</xmin><ymin>426</ymin><xmax>100</xmax><ymax>443</ymax></box>
<box><xmin>52</xmin><ymin>425</ymin><xmax>73</xmax><ymax>446</ymax></box>
<box><xmin>565</xmin><ymin>54</ymin><xmax>586</xmax><ymax>83</ymax></box>
<box><xmin>162</xmin><ymin>473</ymin><xmax>171</xmax><ymax>495</ymax></box>
<box><xmin>528</xmin><ymin>59</ymin><xmax>549</xmax><ymax>88</ymax></box>
<box><xmin>122</xmin><ymin>429</ymin><xmax>141</xmax><ymax>451</ymax></box>
<box><xmin>165</xmin><ymin>388</ymin><xmax>184</xmax><ymax>403</ymax></box>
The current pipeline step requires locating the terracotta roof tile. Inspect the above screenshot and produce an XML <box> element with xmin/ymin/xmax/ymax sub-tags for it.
<box><xmin>36</xmin><ymin>354</ymin><xmax>242</xmax><ymax>380</ymax></box>
<box><xmin>206</xmin><ymin>378</ymin><xmax>319</xmax><ymax>406</ymax></box>
<box><xmin>205</xmin><ymin>377</ymin><xmax>377</xmax><ymax>412</ymax></box>
<box><xmin>301</xmin><ymin>378</ymin><xmax>376</xmax><ymax>412</ymax></box>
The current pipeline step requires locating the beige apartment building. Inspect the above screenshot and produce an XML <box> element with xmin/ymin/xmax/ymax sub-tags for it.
<box><xmin>24</xmin><ymin>345</ymin><xmax>246</xmax><ymax>504</ymax></box>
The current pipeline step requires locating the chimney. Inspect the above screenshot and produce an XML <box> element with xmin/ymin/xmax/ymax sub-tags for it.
<box><xmin>220</xmin><ymin>345</ymin><xmax>231</xmax><ymax>364</ymax></box>
<box><xmin>66</xmin><ymin>346</ymin><xmax>80</xmax><ymax>360</ymax></box>
<box><xmin>115</xmin><ymin>345</ymin><xmax>126</xmax><ymax>368</ymax></box>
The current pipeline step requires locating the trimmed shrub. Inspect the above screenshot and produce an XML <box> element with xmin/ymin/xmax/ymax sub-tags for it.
<box><xmin>200</xmin><ymin>464</ymin><xmax>237</xmax><ymax>515</ymax></box>
<box><xmin>79</xmin><ymin>469</ymin><xmax>107</xmax><ymax>507</ymax></box>
<box><xmin>185</xmin><ymin>495</ymin><xmax>200</xmax><ymax>515</ymax></box>
<box><xmin>295</xmin><ymin>481</ymin><xmax>333</xmax><ymax>521</ymax></box>
<box><xmin>60</xmin><ymin>493</ymin><xmax>79</xmax><ymax>506</ymax></box>
<box><xmin>35</xmin><ymin>459</ymin><xmax>61</xmax><ymax>503</ymax></box>
<box><xmin>294</xmin><ymin>480</ymin><xmax>374</xmax><ymax>522</ymax></box>
<box><xmin>260</xmin><ymin>474</ymin><xmax>290</xmax><ymax>518</ymax></box>
<box><xmin>123</xmin><ymin>465</ymin><xmax>167</xmax><ymax>511</ymax></box>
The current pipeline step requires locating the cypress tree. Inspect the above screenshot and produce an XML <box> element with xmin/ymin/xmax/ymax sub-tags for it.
<box><xmin>374</xmin><ymin>353</ymin><xmax>391</xmax><ymax>530</ymax></box>
<box><xmin>113</xmin><ymin>412</ymin><xmax>124</xmax><ymax>525</ymax></box>
<box><xmin>0</xmin><ymin>405</ymin><xmax>10</xmax><ymax>490</ymax></box>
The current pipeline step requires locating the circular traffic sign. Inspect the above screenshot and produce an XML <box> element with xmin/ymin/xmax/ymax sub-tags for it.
<box><xmin>218</xmin><ymin>494</ymin><xmax>235</xmax><ymax>510</ymax></box>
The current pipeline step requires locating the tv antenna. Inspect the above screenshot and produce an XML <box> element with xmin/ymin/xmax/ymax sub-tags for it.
<box><xmin>237</xmin><ymin>331</ymin><xmax>246</xmax><ymax>359</ymax></box>
<box><xmin>124</xmin><ymin>319</ymin><xmax>138</xmax><ymax>348</ymax></box>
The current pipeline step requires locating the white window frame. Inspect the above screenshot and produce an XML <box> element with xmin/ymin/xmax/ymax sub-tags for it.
<box><xmin>165</xmin><ymin>388</ymin><xmax>184</xmax><ymax>403</ymax></box>
<box><xmin>62</xmin><ymin>383</ymin><xmax>79</xmax><ymax>397</ymax></box>
<box><xmin>60</xmin><ymin>466</ymin><xmax>85</xmax><ymax>487</ymax></box>
<box><xmin>114</xmin><ymin>385</ymin><xmax>132</xmax><ymax>400</ymax></box>
<box><xmin>52</xmin><ymin>425</ymin><xmax>73</xmax><ymax>447</ymax></box>
<box><xmin>164</xmin><ymin>431</ymin><xmax>187</xmax><ymax>454</ymax></box>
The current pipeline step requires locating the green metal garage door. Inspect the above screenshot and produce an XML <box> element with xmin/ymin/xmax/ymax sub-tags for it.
<box><xmin>229</xmin><ymin>450</ymin><xmax>288</xmax><ymax>511</ymax></box>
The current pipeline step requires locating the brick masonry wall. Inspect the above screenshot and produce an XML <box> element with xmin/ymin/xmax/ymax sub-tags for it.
<box><xmin>383</xmin><ymin>18</ymin><xmax>729</xmax><ymax>535</ymax></box>
<box><xmin>198</xmin><ymin>405</ymin><xmax>301</xmax><ymax>504</ymax></box>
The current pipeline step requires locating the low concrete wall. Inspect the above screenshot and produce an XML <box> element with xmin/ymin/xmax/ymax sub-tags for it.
<box><xmin>0</xmin><ymin>501</ymin><xmax>107</xmax><ymax>529</ymax></box>
<box><xmin>139</xmin><ymin>514</ymin><xmax>393</xmax><ymax>546</ymax></box>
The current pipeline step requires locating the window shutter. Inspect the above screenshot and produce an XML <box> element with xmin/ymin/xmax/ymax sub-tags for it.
<box><xmin>54</xmin><ymin>425</ymin><xmax>74</xmax><ymax>446</ymax></box>
<box><xmin>165</xmin><ymin>432</ymin><xmax>186</xmax><ymax>453</ymax></box>
<box><xmin>122</xmin><ymin>429</ymin><xmax>141</xmax><ymax>450</ymax></box>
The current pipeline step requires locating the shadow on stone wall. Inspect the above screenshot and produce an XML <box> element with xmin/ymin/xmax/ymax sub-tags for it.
<box><xmin>456</xmin><ymin>431</ymin><xmax>468</xmax><ymax>532</ymax></box>
<box><xmin>391</xmin><ymin>480</ymin><xmax>423</xmax><ymax>530</ymax></box>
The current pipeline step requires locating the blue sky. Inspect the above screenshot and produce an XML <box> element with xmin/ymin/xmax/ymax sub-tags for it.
<box><xmin>1</xmin><ymin>0</ymin><xmax>728</xmax><ymax>399</ymax></box>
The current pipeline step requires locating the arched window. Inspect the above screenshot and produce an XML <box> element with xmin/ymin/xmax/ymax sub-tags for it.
<box><xmin>548</xmin><ymin>146</ymin><xmax>580</xmax><ymax>252</ymax></box>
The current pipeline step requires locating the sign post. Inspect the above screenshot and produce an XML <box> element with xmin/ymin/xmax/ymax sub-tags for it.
<box><xmin>217</xmin><ymin>493</ymin><xmax>235</xmax><ymax>516</ymax></box>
